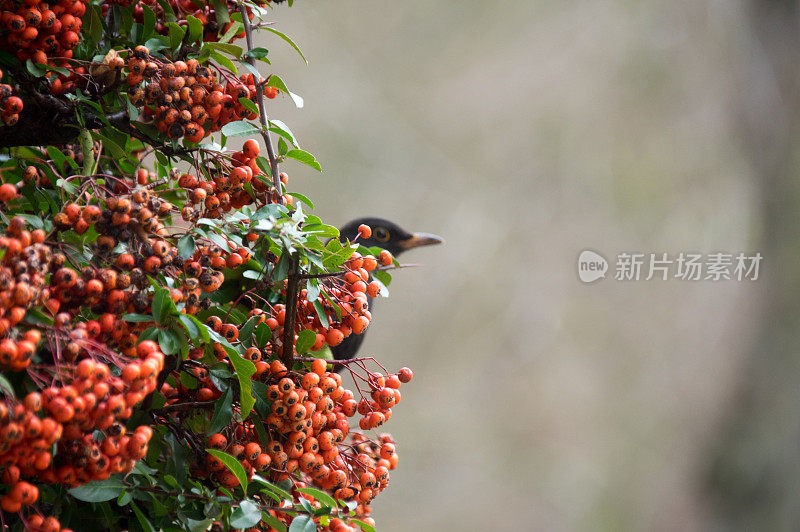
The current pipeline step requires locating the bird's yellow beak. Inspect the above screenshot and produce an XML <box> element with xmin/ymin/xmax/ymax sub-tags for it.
<box><xmin>397</xmin><ymin>232</ymin><xmax>445</xmax><ymax>250</ymax></box>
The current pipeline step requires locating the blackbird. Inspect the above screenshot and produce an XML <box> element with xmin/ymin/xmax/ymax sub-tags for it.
<box><xmin>331</xmin><ymin>218</ymin><xmax>443</xmax><ymax>366</ymax></box>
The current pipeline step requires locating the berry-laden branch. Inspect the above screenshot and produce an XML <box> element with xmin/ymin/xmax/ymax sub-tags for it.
<box><xmin>0</xmin><ymin>1</ymin><xmax>417</xmax><ymax>530</ymax></box>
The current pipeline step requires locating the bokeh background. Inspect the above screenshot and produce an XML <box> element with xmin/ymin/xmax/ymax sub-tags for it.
<box><xmin>256</xmin><ymin>1</ymin><xmax>800</xmax><ymax>530</ymax></box>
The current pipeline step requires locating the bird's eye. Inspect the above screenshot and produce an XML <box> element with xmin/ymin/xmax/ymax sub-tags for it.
<box><xmin>374</xmin><ymin>227</ymin><xmax>390</xmax><ymax>242</ymax></box>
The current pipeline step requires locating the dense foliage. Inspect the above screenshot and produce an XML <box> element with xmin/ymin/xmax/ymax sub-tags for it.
<box><xmin>0</xmin><ymin>0</ymin><xmax>413</xmax><ymax>530</ymax></box>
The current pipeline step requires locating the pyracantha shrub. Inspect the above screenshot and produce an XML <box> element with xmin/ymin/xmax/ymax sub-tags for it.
<box><xmin>0</xmin><ymin>0</ymin><xmax>413</xmax><ymax>530</ymax></box>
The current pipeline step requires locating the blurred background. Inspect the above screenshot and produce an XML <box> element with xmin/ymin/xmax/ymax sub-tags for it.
<box><xmin>258</xmin><ymin>1</ymin><xmax>800</xmax><ymax>530</ymax></box>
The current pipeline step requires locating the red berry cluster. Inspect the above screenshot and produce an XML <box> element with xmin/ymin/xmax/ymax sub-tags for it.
<box><xmin>126</xmin><ymin>46</ymin><xmax>265</xmax><ymax>143</ymax></box>
<box><xmin>0</xmin><ymin>218</ymin><xmax>54</xmax><ymax>369</ymax></box>
<box><xmin>282</xmin><ymin>248</ymin><xmax>394</xmax><ymax>355</ymax></box>
<box><xmin>0</xmin><ymin>67</ymin><xmax>22</xmax><ymax>126</ymax></box>
<box><xmin>177</xmin><ymin>139</ymin><xmax>278</xmax><ymax>221</ymax></box>
<box><xmin>0</xmin><ymin>0</ymin><xmax>84</xmax><ymax>66</ymax></box>
<box><xmin>0</xmin><ymin>341</ymin><xmax>163</xmax><ymax>512</ymax></box>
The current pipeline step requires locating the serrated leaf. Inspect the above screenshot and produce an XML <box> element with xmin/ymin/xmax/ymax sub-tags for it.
<box><xmin>206</xmin><ymin>449</ymin><xmax>248</xmax><ymax>494</ymax></box>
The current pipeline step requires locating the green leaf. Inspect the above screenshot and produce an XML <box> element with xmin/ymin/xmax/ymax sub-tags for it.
<box><xmin>131</xmin><ymin>502</ymin><xmax>157</xmax><ymax>532</ymax></box>
<box><xmin>295</xmin><ymin>329</ymin><xmax>317</xmax><ymax>355</ymax></box>
<box><xmin>230</xmin><ymin>500</ymin><xmax>262</xmax><ymax>528</ymax></box>
<box><xmin>0</xmin><ymin>374</ymin><xmax>14</xmax><ymax>398</ymax></box>
<box><xmin>210</xmin><ymin>50</ymin><xmax>237</xmax><ymax>75</ymax></box>
<box><xmin>156</xmin><ymin>0</ymin><xmax>176</xmax><ymax>22</ymax></box>
<box><xmin>278</xmin><ymin>137</ymin><xmax>288</xmax><ymax>157</ymax></box>
<box><xmin>142</xmin><ymin>5</ymin><xmax>156</xmax><ymax>39</ymax></box>
<box><xmin>204</xmin><ymin>41</ymin><xmax>243</xmax><ymax>58</ymax></box>
<box><xmin>221</xmin><ymin>120</ymin><xmax>261</xmax><ymax>138</ymax></box>
<box><xmin>47</xmin><ymin>146</ymin><xmax>78</xmax><ymax>170</ymax></box>
<box><xmin>297</xmin><ymin>487</ymin><xmax>337</xmax><ymax>510</ymax></box>
<box><xmin>312</xmin><ymin>300</ymin><xmax>329</xmax><ymax>329</ymax></box>
<box><xmin>239</xmin><ymin>316</ymin><xmax>258</xmax><ymax>348</ymax></box>
<box><xmin>186</xmin><ymin>517</ymin><xmax>214</xmax><ymax>532</ymax></box>
<box><xmin>25</xmin><ymin>60</ymin><xmax>46</xmax><ymax>77</ymax></box>
<box><xmin>238</xmin><ymin>97</ymin><xmax>258</xmax><ymax>115</ymax></box>
<box><xmin>285</xmin><ymin>149</ymin><xmax>321</xmax><ymax>172</ymax></box>
<box><xmin>226</xmin><ymin>345</ymin><xmax>257</xmax><ymax>417</ymax></box>
<box><xmin>252</xmin><ymin>474</ymin><xmax>293</xmax><ymax>501</ymax></box>
<box><xmin>186</xmin><ymin>15</ymin><xmax>203</xmax><ymax>42</ymax></box>
<box><xmin>158</xmin><ymin>328</ymin><xmax>180</xmax><ymax>355</ymax></box>
<box><xmin>351</xmin><ymin>519</ymin><xmax>377</xmax><ymax>532</ymax></box>
<box><xmin>168</xmin><ymin>22</ymin><xmax>186</xmax><ymax>50</ymax></box>
<box><xmin>122</xmin><ymin>313</ymin><xmax>153</xmax><ymax>323</ymax></box>
<box><xmin>288</xmin><ymin>515</ymin><xmax>316</xmax><ymax>532</ymax></box>
<box><xmin>260</xmin><ymin>512</ymin><xmax>288</xmax><ymax>532</ymax></box>
<box><xmin>287</xmin><ymin>191</ymin><xmax>314</xmax><ymax>209</ymax></box>
<box><xmin>182</xmin><ymin>314</ymin><xmax>210</xmax><ymax>343</ymax></box>
<box><xmin>255</xmin><ymin>322</ymin><xmax>271</xmax><ymax>347</ymax></box>
<box><xmin>211</xmin><ymin>0</ymin><xmax>230</xmax><ymax>25</ymax></box>
<box><xmin>178</xmin><ymin>313</ymin><xmax>200</xmax><ymax>340</ymax></box>
<box><xmin>209</xmin><ymin>386</ymin><xmax>233</xmax><ymax>433</ymax></box>
<box><xmin>152</xmin><ymin>288</ymin><xmax>170</xmax><ymax>323</ymax></box>
<box><xmin>267</xmin><ymin>74</ymin><xmax>304</xmax><ymax>108</ymax></box>
<box><xmin>244</xmin><ymin>46</ymin><xmax>269</xmax><ymax>60</ymax></box>
<box><xmin>68</xmin><ymin>477</ymin><xmax>125</xmax><ymax>502</ymax></box>
<box><xmin>144</xmin><ymin>36</ymin><xmax>169</xmax><ymax>53</ymax></box>
<box><xmin>264</xmin><ymin>27</ymin><xmax>308</xmax><ymax>65</ymax></box>
<box><xmin>206</xmin><ymin>449</ymin><xmax>248</xmax><ymax>494</ymax></box>
<box><xmin>268</xmin><ymin>119</ymin><xmax>300</xmax><ymax>148</ymax></box>
<box><xmin>177</xmin><ymin>234</ymin><xmax>195</xmax><ymax>259</ymax></box>
<box><xmin>84</xmin><ymin>5</ymin><xmax>103</xmax><ymax>45</ymax></box>
<box><xmin>219</xmin><ymin>21</ymin><xmax>242</xmax><ymax>43</ymax></box>
<box><xmin>180</xmin><ymin>371</ymin><xmax>198</xmax><ymax>389</ymax></box>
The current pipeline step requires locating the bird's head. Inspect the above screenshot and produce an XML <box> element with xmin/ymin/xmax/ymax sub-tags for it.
<box><xmin>339</xmin><ymin>217</ymin><xmax>444</xmax><ymax>256</ymax></box>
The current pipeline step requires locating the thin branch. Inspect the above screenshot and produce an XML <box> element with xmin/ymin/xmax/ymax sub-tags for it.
<box><xmin>239</xmin><ymin>3</ymin><xmax>283</xmax><ymax>204</ymax></box>
<box><xmin>281</xmin><ymin>253</ymin><xmax>301</xmax><ymax>367</ymax></box>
